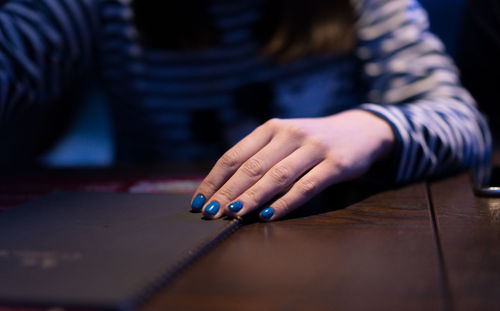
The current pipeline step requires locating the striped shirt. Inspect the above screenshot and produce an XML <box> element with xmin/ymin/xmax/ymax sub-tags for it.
<box><xmin>0</xmin><ymin>0</ymin><xmax>491</xmax><ymax>183</ymax></box>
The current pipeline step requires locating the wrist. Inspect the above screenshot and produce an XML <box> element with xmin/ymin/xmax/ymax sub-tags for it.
<box><xmin>334</xmin><ymin>109</ymin><xmax>395</xmax><ymax>162</ymax></box>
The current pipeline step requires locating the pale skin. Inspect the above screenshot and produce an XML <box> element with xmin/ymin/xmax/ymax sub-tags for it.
<box><xmin>191</xmin><ymin>109</ymin><xmax>395</xmax><ymax>221</ymax></box>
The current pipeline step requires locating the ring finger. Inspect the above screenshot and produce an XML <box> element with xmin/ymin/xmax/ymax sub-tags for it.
<box><xmin>201</xmin><ymin>137</ymin><xmax>303</xmax><ymax>218</ymax></box>
<box><xmin>223</xmin><ymin>144</ymin><xmax>326</xmax><ymax>217</ymax></box>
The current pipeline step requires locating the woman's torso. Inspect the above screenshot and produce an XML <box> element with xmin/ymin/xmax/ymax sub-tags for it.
<box><xmin>97</xmin><ymin>0</ymin><xmax>364</xmax><ymax>163</ymax></box>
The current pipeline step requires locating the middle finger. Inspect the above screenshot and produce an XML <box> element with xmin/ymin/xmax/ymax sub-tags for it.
<box><xmin>201</xmin><ymin>136</ymin><xmax>301</xmax><ymax>218</ymax></box>
<box><xmin>226</xmin><ymin>143</ymin><xmax>325</xmax><ymax>217</ymax></box>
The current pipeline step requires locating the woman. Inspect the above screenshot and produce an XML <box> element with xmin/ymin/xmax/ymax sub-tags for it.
<box><xmin>0</xmin><ymin>0</ymin><xmax>491</xmax><ymax>221</ymax></box>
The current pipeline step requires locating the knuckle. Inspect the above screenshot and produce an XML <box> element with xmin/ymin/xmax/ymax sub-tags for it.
<box><xmin>241</xmin><ymin>157</ymin><xmax>265</xmax><ymax>178</ymax></box>
<box><xmin>307</xmin><ymin>137</ymin><xmax>328</xmax><ymax>154</ymax></box>
<box><xmin>216</xmin><ymin>187</ymin><xmax>233</xmax><ymax>202</ymax></box>
<box><xmin>202</xmin><ymin>179</ymin><xmax>219</xmax><ymax>194</ymax></box>
<box><xmin>270</xmin><ymin>165</ymin><xmax>292</xmax><ymax>185</ymax></box>
<box><xmin>219</xmin><ymin>148</ymin><xmax>241</xmax><ymax>170</ymax></box>
<box><xmin>245</xmin><ymin>188</ymin><xmax>260</xmax><ymax>206</ymax></box>
<box><xmin>283</xmin><ymin>124</ymin><xmax>306</xmax><ymax>140</ymax></box>
<box><xmin>274</xmin><ymin>197</ymin><xmax>292</xmax><ymax>213</ymax></box>
<box><xmin>328</xmin><ymin>152</ymin><xmax>352</xmax><ymax>173</ymax></box>
<box><xmin>296</xmin><ymin>178</ymin><xmax>319</xmax><ymax>197</ymax></box>
<box><xmin>330</xmin><ymin>152</ymin><xmax>369</xmax><ymax>179</ymax></box>
<box><xmin>265</xmin><ymin>118</ymin><xmax>282</xmax><ymax>129</ymax></box>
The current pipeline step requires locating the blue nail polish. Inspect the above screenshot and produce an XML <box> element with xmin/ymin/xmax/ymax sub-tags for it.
<box><xmin>228</xmin><ymin>201</ymin><xmax>243</xmax><ymax>213</ymax></box>
<box><xmin>191</xmin><ymin>194</ymin><xmax>205</xmax><ymax>211</ymax></box>
<box><xmin>205</xmin><ymin>201</ymin><xmax>220</xmax><ymax>216</ymax></box>
<box><xmin>260</xmin><ymin>207</ymin><xmax>274</xmax><ymax>221</ymax></box>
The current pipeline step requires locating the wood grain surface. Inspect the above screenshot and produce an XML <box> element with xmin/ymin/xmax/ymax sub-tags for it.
<box><xmin>4</xmin><ymin>166</ymin><xmax>498</xmax><ymax>311</ymax></box>
<box><xmin>141</xmin><ymin>182</ymin><xmax>443</xmax><ymax>311</ymax></box>
<box><xmin>430</xmin><ymin>173</ymin><xmax>500</xmax><ymax>311</ymax></box>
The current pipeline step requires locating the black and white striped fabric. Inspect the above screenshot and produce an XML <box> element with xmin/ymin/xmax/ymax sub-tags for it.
<box><xmin>0</xmin><ymin>0</ymin><xmax>491</xmax><ymax>183</ymax></box>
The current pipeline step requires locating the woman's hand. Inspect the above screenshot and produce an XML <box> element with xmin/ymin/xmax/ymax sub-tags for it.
<box><xmin>190</xmin><ymin>109</ymin><xmax>395</xmax><ymax>221</ymax></box>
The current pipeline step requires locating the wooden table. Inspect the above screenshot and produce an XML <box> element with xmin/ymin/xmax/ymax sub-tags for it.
<box><xmin>0</xmin><ymin>166</ymin><xmax>499</xmax><ymax>311</ymax></box>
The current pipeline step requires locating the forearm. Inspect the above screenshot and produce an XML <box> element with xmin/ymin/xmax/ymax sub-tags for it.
<box><xmin>0</xmin><ymin>0</ymin><xmax>98</xmax><ymax>121</ymax></box>
<box><xmin>354</xmin><ymin>0</ymin><xmax>492</xmax><ymax>183</ymax></box>
<box><xmin>323</xmin><ymin>109</ymin><xmax>395</xmax><ymax>165</ymax></box>
<box><xmin>360</xmin><ymin>98</ymin><xmax>491</xmax><ymax>183</ymax></box>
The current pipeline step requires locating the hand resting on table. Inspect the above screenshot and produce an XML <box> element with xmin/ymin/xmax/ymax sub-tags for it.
<box><xmin>190</xmin><ymin>109</ymin><xmax>394</xmax><ymax>221</ymax></box>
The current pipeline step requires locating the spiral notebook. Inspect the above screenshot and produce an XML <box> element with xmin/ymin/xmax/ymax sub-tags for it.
<box><xmin>0</xmin><ymin>192</ymin><xmax>240</xmax><ymax>310</ymax></box>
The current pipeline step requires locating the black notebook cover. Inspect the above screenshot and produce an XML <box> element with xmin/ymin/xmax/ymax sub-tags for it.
<box><xmin>0</xmin><ymin>192</ymin><xmax>240</xmax><ymax>310</ymax></box>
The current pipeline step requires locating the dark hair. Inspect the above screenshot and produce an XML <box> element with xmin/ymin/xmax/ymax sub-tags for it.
<box><xmin>132</xmin><ymin>0</ymin><xmax>356</xmax><ymax>62</ymax></box>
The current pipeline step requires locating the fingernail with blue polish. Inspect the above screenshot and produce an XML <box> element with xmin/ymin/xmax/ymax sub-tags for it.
<box><xmin>191</xmin><ymin>194</ymin><xmax>205</xmax><ymax>211</ymax></box>
<box><xmin>205</xmin><ymin>201</ymin><xmax>220</xmax><ymax>216</ymax></box>
<box><xmin>228</xmin><ymin>201</ymin><xmax>243</xmax><ymax>213</ymax></box>
<box><xmin>260</xmin><ymin>207</ymin><xmax>274</xmax><ymax>221</ymax></box>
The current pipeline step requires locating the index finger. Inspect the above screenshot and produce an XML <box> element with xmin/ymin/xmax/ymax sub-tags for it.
<box><xmin>190</xmin><ymin>123</ymin><xmax>273</xmax><ymax>211</ymax></box>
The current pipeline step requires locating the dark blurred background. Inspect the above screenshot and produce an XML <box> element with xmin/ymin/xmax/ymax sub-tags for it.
<box><xmin>41</xmin><ymin>0</ymin><xmax>471</xmax><ymax>167</ymax></box>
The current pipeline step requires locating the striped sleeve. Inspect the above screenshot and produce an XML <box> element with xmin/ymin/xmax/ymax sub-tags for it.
<box><xmin>0</xmin><ymin>0</ymin><xmax>98</xmax><ymax>122</ymax></box>
<box><xmin>353</xmin><ymin>0</ymin><xmax>492</xmax><ymax>183</ymax></box>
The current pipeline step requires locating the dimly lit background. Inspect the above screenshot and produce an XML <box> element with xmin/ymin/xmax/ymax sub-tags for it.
<box><xmin>40</xmin><ymin>0</ymin><xmax>467</xmax><ymax>167</ymax></box>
